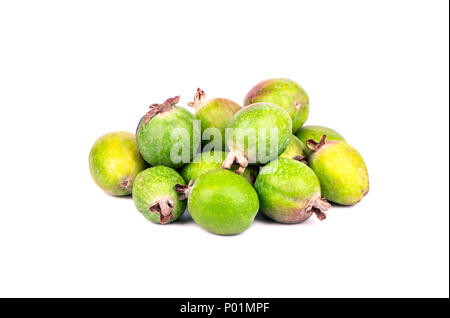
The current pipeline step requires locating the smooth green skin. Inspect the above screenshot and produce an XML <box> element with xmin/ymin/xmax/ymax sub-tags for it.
<box><xmin>227</xmin><ymin>103</ymin><xmax>292</xmax><ymax>165</ymax></box>
<box><xmin>279</xmin><ymin>135</ymin><xmax>305</xmax><ymax>159</ymax></box>
<box><xmin>308</xmin><ymin>141</ymin><xmax>369</xmax><ymax>205</ymax></box>
<box><xmin>296</xmin><ymin>125</ymin><xmax>346</xmax><ymax>156</ymax></box>
<box><xmin>89</xmin><ymin>132</ymin><xmax>147</xmax><ymax>196</ymax></box>
<box><xmin>255</xmin><ymin>158</ymin><xmax>322</xmax><ymax>223</ymax></box>
<box><xmin>195</xmin><ymin>98</ymin><xmax>241</xmax><ymax>148</ymax></box>
<box><xmin>132</xmin><ymin>166</ymin><xmax>187</xmax><ymax>224</ymax></box>
<box><xmin>188</xmin><ymin>169</ymin><xmax>259</xmax><ymax>235</ymax></box>
<box><xmin>181</xmin><ymin>151</ymin><xmax>258</xmax><ymax>184</ymax></box>
<box><xmin>244</xmin><ymin>78</ymin><xmax>309</xmax><ymax>133</ymax></box>
<box><xmin>137</xmin><ymin>107</ymin><xmax>199</xmax><ymax>169</ymax></box>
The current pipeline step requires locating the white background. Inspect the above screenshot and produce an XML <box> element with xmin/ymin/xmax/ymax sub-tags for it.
<box><xmin>0</xmin><ymin>0</ymin><xmax>448</xmax><ymax>298</ymax></box>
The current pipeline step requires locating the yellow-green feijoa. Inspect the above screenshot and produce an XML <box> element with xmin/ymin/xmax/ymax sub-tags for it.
<box><xmin>136</xmin><ymin>96</ymin><xmax>200</xmax><ymax>169</ymax></box>
<box><xmin>306</xmin><ymin>136</ymin><xmax>369</xmax><ymax>205</ymax></box>
<box><xmin>223</xmin><ymin>103</ymin><xmax>292</xmax><ymax>173</ymax></box>
<box><xmin>279</xmin><ymin>135</ymin><xmax>305</xmax><ymax>159</ymax></box>
<box><xmin>255</xmin><ymin>158</ymin><xmax>330</xmax><ymax>223</ymax></box>
<box><xmin>132</xmin><ymin>166</ymin><xmax>187</xmax><ymax>224</ymax></box>
<box><xmin>175</xmin><ymin>169</ymin><xmax>259</xmax><ymax>235</ymax></box>
<box><xmin>188</xmin><ymin>88</ymin><xmax>241</xmax><ymax>149</ymax></box>
<box><xmin>244</xmin><ymin>78</ymin><xmax>309</xmax><ymax>133</ymax></box>
<box><xmin>181</xmin><ymin>151</ymin><xmax>258</xmax><ymax>184</ymax></box>
<box><xmin>295</xmin><ymin>125</ymin><xmax>345</xmax><ymax>156</ymax></box>
<box><xmin>89</xmin><ymin>131</ymin><xmax>148</xmax><ymax>196</ymax></box>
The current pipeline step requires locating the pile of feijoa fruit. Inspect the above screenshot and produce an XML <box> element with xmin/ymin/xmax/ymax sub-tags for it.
<box><xmin>89</xmin><ymin>78</ymin><xmax>369</xmax><ymax>235</ymax></box>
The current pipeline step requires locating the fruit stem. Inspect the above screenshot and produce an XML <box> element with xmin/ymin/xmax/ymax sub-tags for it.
<box><xmin>187</xmin><ymin>88</ymin><xmax>207</xmax><ymax>110</ymax></box>
<box><xmin>149</xmin><ymin>198</ymin><xmax>175</xmax><ymax>224</ymax></box>
<box><xmin>174</xmin><ymin>179</ymin><xmax>194</xmax><ymax>200</ymax></box>
<box><xmin>306</xmin><ymin>135</ymin><xmax>328</xmax><ymax>152</ymax></box>
<box><xmin>311</xmin><ymin>197</ymin><xmax>331</xmax><ymax>221</ymax></box>
<box><xmin>221</xmin><ymin>151</ymin><xmax>248</xmax><ymax>175</ymax></box>
<box><xmin>312</xmin><ymin>208</ymin><xmax>327</xmax><ymax>221</ymax></box>
<box><xmin>293</xmin><ymin>155</ymin><xmax>308</xmax><ymax>165</ymax></box>
<box><xmin>143</xmin><ymin>96</ymin><xmax>180</xmax><ymax>125</ymax></box>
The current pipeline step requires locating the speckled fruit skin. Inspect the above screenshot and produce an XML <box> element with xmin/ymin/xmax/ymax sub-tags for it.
<box><xmin>255</xmin><ymin>158</ymin><xmax>326</xmax><ymax>223</ymax></box>
<box><xmin>308</xmin><ymin>140</ymin><xmax>369</xmax><ymax>205</ymax></box>
<box><xmin>279</xmin><ymin>135</ymin><xmax>305</xmax><ymax>159</ymax></box>
<box><xmin>227</xmin><ymin>103</ymin><xmax>292</xmax><ymax>165</ymax></box>
<box><xmin>132</xmin><ymin>166</ymin><xmax>187</xmax><ymax>224</ymax></box>
<box><xmin>136</xmin><ymin>105</ymin><xmax>199</xmax><ymax>169</ymax></box>
<box><xmin>187</xmin><ymin>169</ymin><xmax>259</xmax><ymax>235</ymax></box>
<box><xmin>89</xmin><ymin>132</ymin><xmax>147</xmax><ymax>196</ymax></box>
<box><xmin>181</xmin><ymin>151</ymin><xmax>258</xmax><ymax>184</ymax></box>
<box><xmin>296</xmin><ymin>125</ymin><xmax>346</xmax><ymax>156</ymax></box>
<box><xmin>244</xmin><ymin>78</ymin><xmax>309</xmax><ymax>133</ymax></box>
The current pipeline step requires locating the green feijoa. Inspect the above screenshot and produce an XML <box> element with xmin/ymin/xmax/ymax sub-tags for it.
<box><xmin>136</xmin><ymin>96</ymin><xmax>200</xmax><ymax>169</ymax></box>
<box><xmin>244</xmin><ymin>78</ymin><xmax>309</xmax><ymax>133</ymax></box>
<box><xmin>295</xmin><ymin>125</ymin><xmax>346</xmax><ymax>156</ymax></box>
<box><xmin>223</xmin><ymin>103</ymin><xmax>292</xmax><ymax>173</ymax></box>
<box><xmin>188</xmin><ymin>88</ymin><xmax>241</xmax><ymax>149</ymax></box>
<box><xmin>89</xmin><ymin>131</ymin><xmax>147</xmax><ymax>196</ymax></box>
<box><xmin>279</xmin><ymin>135</ymin><xmax>305</xmax><ymax>159</ymax></box>
<box><xmin>175</xmin><ymin>169</ymin><xmax>259</xmax><ymax>235</ymax></box>
<box><xmin>181</xmin><ymin>151</ymin><xmax>258</xmax><ymax>184</ymax></box>
<box><xmin>255</xmin><ymin>158</ymin><xmax>330</xmax><ymax>223</ymax></box>
<box><xmin>306</xmin><ymin>136</ymin><xmax>369</xmax><ymax>205</ymax></box>
<box><xmin>132</xmin><ymin>166</ymin><xmax>187</xmax><ymax>224</ymax></box>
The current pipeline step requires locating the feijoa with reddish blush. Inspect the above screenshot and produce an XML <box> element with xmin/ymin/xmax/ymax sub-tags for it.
<box><xmin>244</xmin><ymin>78</ymin><xmax>309</xmax><ymax>133</ymax></box>
<box><xmin>175</xmin><ymin>169</ymin><xmax>259</xmax><ymax>235</ymax></box>
<box><xmin>254</xmin><ymin>157</ymin><xmax>330</xmax><ymax>223</ymax></box>
<box><xmin>188</xmin><ymin>88</ymin><xmax>241</xmax><ymax>149</ymax></box>
<box><xmin>132</xmin><ymin>166</ymin><xmax>187</xmax><ymax>224</ymax></box>
<box><xmin>89</xmin><ymin>132</ymin><xmax>147</xmax><ymax>196</ymax></box>
<box><xmin>223</xmin><ymin>103</ymin><xmax>292</xmax><ymax>173</ymax></box>
<box><xmin>296</xmin><ymin>125</ymin><xmax>345</xmax><ymax>156</ymax></box>
<box><xmin>136</xmin><ymin>96</ymin><xmax>200</xmax><ymax>169</ymax></box>
<box><xmin>307</xmin><ymin>136</ymin><xmax>369</xmax><ymax>205</ymax></box>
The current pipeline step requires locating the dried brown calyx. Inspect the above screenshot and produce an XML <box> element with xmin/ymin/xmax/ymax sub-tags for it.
<box><xmin>174</xmin><ymin>179</ymin><xmax>194</xmax><ymax>200</ymax></box>
<box><xmin>306</xmin><ymin>135</ymin><xmax>328</xmax><ymax>152</ymax></box>
<box><xmin>119</xmin><ymin>176</ymin><xmax>132</xmax><ymax>191</ymax></box>
<box><xmin>221</xmin><ymin>151</ymin><xmax>248</xmax><ymax>175</ymax></box>
<box><xmin>136</xmin><ymin>96</ymin><xmax>180</xmax><ymax>135</ymax></box>
<box><xmin>145</xmin><ymin>96</ymin><xmax>180</xmax><ymax>123</ymax></box>
<box><xmin>307</xmin><ymin>197</ymin><xmax>331</xmax><ymax>221</ymax></box>
<box><xmin>187</xmin><ymin>88</ymin><xmax>207</xmax><ymax>110</ymax></box>
<box><xmin>292</xmin><ymin>155</ymin><xmax>308</xmax><ymax>165</ymax></box>
<box><xmin>149</xmin><ymin>198</ymin><xmax>175</xmax><ymax>224</ymax></box>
